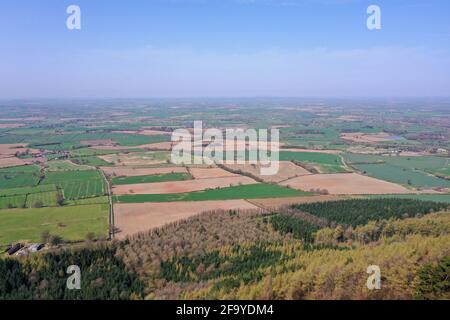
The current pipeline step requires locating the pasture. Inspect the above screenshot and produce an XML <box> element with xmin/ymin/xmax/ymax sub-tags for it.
<box><xmin>25</xmin><ymin>191</ymin><xmax>59</xmax><ymax>208</ymax></box>
<box><xmin>46</xmin><ymin>160</ymin><xmax>93</xmax><ymax>171</ymax></box>
<box><xmin>354</xmin><ymin>163</ymin><xmax>450</xmax><ymax>188</ymax></box>
<box><xmin>42</xmin><ymin>170</ymin><xmax>106</xmax><ymax>199</ymax></box>
<box><xmin>0</xmin><ymin>184</ymin><xmax>57</xmax><ymax>197</ymax></box>
<box><xmin>345</xmin><ymin>153</ymin><xmax>450</xmax><ymax>188</ymax></box>
<box><xmin>0</xmin><ymin>195</ymin><xmax>27</xmax><ymax>209</ymax></box>
<box><xmin>0</xmin><ymin>165</ymin><xmax>40</xmax><ymax>189</ymax></box>
<box><xmin>0</xmin><ymin>204</ymin><xmax>109</xmax><ymax>245</ymax></box>
<box><xmin>278</xmin><ymin>151</ymin><xmax>346</xmax><ymax>173</ymax></box>
<box><xmin>64</xmin><ymin>196</ymin><xmax>109</xmax><ymax>206</ymax></box>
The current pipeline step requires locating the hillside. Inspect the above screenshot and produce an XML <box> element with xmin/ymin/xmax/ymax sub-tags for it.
<box><xmin>2</xmin><ymin>199</ymin><xmax>449</xmax><ymax>300</ymax></box>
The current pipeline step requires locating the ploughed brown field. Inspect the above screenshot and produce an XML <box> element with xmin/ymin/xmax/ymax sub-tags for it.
<box><xmin>114</xmin><ymin>200</ymin><xmax>260</xmax><ymax>238</ymax></box>
<box><xmin>188</xmin><ymin>167</ymin><xmax>237</xmax><ymax>179</ymax></box>
<box><xmin>0</xmin><ymin>143</ymin><xmax>37</xmax><ymax>158</ymax></box>
<box><xmin>0</xmin><ymin>157</ymin><xmax>32</xmax><ymax>168</ymax></box>
<box><xmin>279</xmin><ymin>173</ymin><xmax>413</xmax><ymax>195</ymax></box>
<box><xmin>112</xmin><ymin>175</ymin><xmax>258</xmax><ymax>195</ymax></box>
<box><xmin>223</xmin><ymin>161</ymin><xmax>311</xmax><ymax>183</ymax></box>
<box><xmin>101</xmin><ymin>166</ymin><xmax>188</xmax><ymax>177</ymax></box>
<box><xmin>0</xmin><ymin>143</ymin><xmax>39</xmax><ymax>168</ymax></box>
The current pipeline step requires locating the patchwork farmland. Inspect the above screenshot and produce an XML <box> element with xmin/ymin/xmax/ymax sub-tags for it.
<box><xmin>1</xmin><ymin>100</ymin><xmax>450</xmax><ymax>265</ymax></box>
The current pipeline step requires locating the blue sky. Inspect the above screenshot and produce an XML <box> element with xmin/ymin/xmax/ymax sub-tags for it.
<box><xmin>1</xmin><ymin>0</ymin><xmax>450</xmax><ymax>98</ymax></box>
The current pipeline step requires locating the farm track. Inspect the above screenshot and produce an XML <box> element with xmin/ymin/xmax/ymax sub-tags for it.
<box><xmin>100</xmin><ymin>170</ymin><xmax>115</xmax><ymax>239</ymax></box>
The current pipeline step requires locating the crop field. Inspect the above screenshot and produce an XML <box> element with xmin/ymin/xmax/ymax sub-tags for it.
<box><xmin>64</xmin><ymin>196</ymin><xmax>109</xmax><ymax>206</ymax></box>
<box><xmin>344</xmin><ymin>153</ymin><xmax>450</xmax><ymax>170</ymax></box>
<box><xmin>278</xmin><ymin>151</ymin><xmax>346</xmax><ymax>173</ymax></box>
<box><xmin>114</xmin><ymin>183</ymin><xmax>311</xmax><ymax>203</ymax></box>
<box><xmin>99</xmin><ymin>151</ymin><xmax>171</xmax><ymax>166</ymax></box>
<box><xmin>112</xmin><ymin>175</ymin><xmax>257</xmax><ymax>195</ymax></box>
<box><xmin>69</xmin><ymin>155</ymin><xmax>113</xmax><ymax>167</ymax></box>
<box><xmin>344</xmin><ymin>153</ymin><xmax>450</xmax><ymax>188</ymax></box>
<box><xmin>353</xmin><ymin>163</ymin><xmax>450</xmax><ymax>188</ymax></box>
<box><xmin>112</xmin><ymin>172</ymin><xmax>192</xmax><ymax>185</ymax></box>
<box><xmin>42</xmin><ymin>170</ymin><xmax>106</xmax><ymax>199</ymax></box>
<box><xmin>0</xmin><ymin>184</ymin><xmax>57</xmax><ymax>197</ymax></box>
<box><xmin>69</xmin><ymin>148</ymin><xmax>119</xmax><ymax>157</ymax></box>
<box><xmin>429</xmin><ymin>167</ymin><xmax>450</xmax><ymax>178</ymax></box>
<box><xmin>24</xmin><ymin>132</ymin><xmax>170</xmax><ymax>151</ymax></box>
<box><xmin>0</xmin><ymin>165</ymin><xmax>40</xmax><ymax>189</ymax></box>
<box><xmin>0</xmin><ymin>195</ymin><xmax>27</xmax><ymax>209</ymax></box>
<box><xmin>25</xmin><ymin>191</ymin><xmax>59</xmax><ymax>208</ymax></box>
<box><xmin>0</xmin><ymin>184</ymin><xmax>60</xmax><ymax>209</ymax></box>
<box><xmin>46</xmin><ymin>160</ymin><xmax>93</xmax><ymax>171</ymax></box>
<box><xmin>0</xmin><ymin>204</ymin><xmax>109</xmax><ymax>245</ymax></box>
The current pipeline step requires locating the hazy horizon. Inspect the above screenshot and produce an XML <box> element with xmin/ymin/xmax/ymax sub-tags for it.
<box><xmin>1</xmin><ymin>0</ymin><xmax>449</xmax><ymax>99</ymax></box>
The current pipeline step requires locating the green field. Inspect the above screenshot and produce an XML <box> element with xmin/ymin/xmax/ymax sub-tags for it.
<box><xmin>278</xmin><ymin>151</ymin><xmax>346</xmax><ymax>173</ymax></box>
<box><xmin>0</xmin><ymin>184</ymin><xmax>57</xmax><ymax>197</ymax></box>
<box><xmin>46</xmin><ymin>160</ymin><xmax>93</xmax><ymax>171</ymax></box>
<box><xmin>64</xmin><ymin>196</ymin><xmax>109</xmax><ymax>206</ymax></box>
<box><xmin>355</xmin><ymin>163</ymin><xmax>450</xmax><ymax>188</ymax></box>
<box><xmin>42</xmin><ymin>170</ymin><xmax>106</xmax><ymax>199</ymax></box>
<box><xmin>0</xmin><ymin>204</ymin><xmax>109</xmax><ymax>245</ymax></box>
<box><xmin>114</xmin><ymin>183</ymin><xmax>311</xmax><ymax>203</ymax></box>
<box><xmin>0</xmin><ymin>165</ymin><xmax>41</xmax><ymax>189</ymax></box>
<box><xmin>431</xmin><ymin>167</ymin><xmax>450</xmax><ymax>178</ymax></box>
<box><xmin>0</xmin><ymin>195</ymin><xmax>27</xmax><ymax>209</ymax></box>
<box><xmin>69</xmin><ymin>148</ymin><xmax>121</xmax><ymax>157</ymax></box>
<box><xmin>69</xmin><ymin>156</ymin><xmax>112</xmax><ymax>167</ymax></box>
<box><xmin>25</xmin><ymin>191</ymin><xmax>59</xmax><ymax>208</ymax></box>
<box><xmin>25</xmin><ymin>132</ymin><xmax>170</xmax><ymax>151</ymax></box>
<box><xmin>344</xmin><ymin>154</ymin><xmax>450</xmax><ymax>188</ymax></box>
<box><xmin>112</xmin><ymin>172</ymin><xmax>192</xmax><ymax>185</ymax></box>
<box><xmin>0</xmin><ymin>185</ymin><xmax>60</xmax><ymax>210</ymax></box>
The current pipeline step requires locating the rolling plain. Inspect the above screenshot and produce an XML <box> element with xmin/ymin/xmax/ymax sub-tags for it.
<box><xmin>1</xmin><ymin>99</ymin><xmax>450</xmax><ymax>300</ymax></box>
